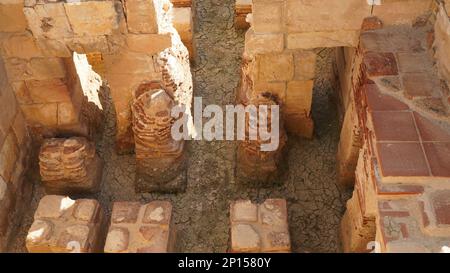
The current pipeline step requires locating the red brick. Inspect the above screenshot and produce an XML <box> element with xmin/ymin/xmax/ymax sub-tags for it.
<box><xmin>430</xmin><ymin>190</ymin><xmax>450</xmax><ymax>226</ymax></box>
<box><xmin>371</xmin><ymin>111</ymin><xmax>419</xmax><ymax>141</ymax></box>
<box><xmin>364</xmin><ymin>52</ymin><xmax>398</xmax><ymax>77</ymax></box>
<box><xmin>402</xmin><ymin>73</ymin><xmax>434</xmax><ymax>98</ymax></box>
<box><xmin>413</xmin><ymin>112</ymin><xmax>450</xmax><ymax>142</ymax></box>
<box><xmin>396</xmin><ymin>53</ymin><xmax>432</xmax><ymax>73</ymax></box>
<box><xmin>422</xmin><ymin>143</ymin><xmax>450</xmax><ymax>177</ymax></box>
<box><xmin>376</xmin><ymin>143</ymin><xmax>430</xmax><ymax>177</ymax></box>
<box><xmin>365</xmin><ymin>84</ymin><xmax>409</xmax><ymax>111</ymax></box>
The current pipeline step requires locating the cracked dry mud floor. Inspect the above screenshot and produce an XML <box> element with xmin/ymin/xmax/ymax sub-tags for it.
<box><xmin>10</xmin><ymin>0</ymin><xmax>351</xmax><ymax>253</ymax></box>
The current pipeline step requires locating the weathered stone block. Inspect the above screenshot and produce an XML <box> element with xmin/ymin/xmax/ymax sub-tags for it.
<box><xmin>24</xmin><ymin>4</ymin><xmax>73</xmax><ymax>39</ymax></box>
<box><xmin>173</xmin><ymin>7</ymin><xmax>193</xmax><ymax>57</ymax></box>
<box><xmin>104</xmin><ymin>201</ymin><xmax>176</xmax><ymax>253</ymax></box>
<box><xmin>257</xmin><ymin>53</ymin><xmax>294</xmax><ymax>82</ymax></box>
<box><xmin>25</xmin><ymin>78</ymin><xmax>71</xmax><ymax>103</ymax></box>
<box><xmin>285</xmin><ymin>80</ymin><xmax>314</xmax><ymax>114</ymax></box>
<box><xmin>124</xmin><ymin>0</ymin><xmax>159</xmax><ymax>34</ymax></box>
<box><xmin>293</xmin><ymin>51</ymin><xmax>317</xmax><ymax>81</ymax></box>
<box><xmin>39</xmin><ymin>137</ymin><xmax>103</xmax><ymax>195</ymax></box>
<box><xmin>244</xmin><ymin>29</ymin><xmax>284</xmax><ymax>58</ymax></box>
<box><xmin>5</xmin><ymin>58</ymin><xmax>66</xmax><ymax>81</ymax></box>
<box><xmin>252</xmin><ymin>1</ymin><xmax>283</xmax><ymax>33</ymax></box>
<box><xmin>126</xmin><ymin>34</ymin><xmax>172</xmax><ymax>54</ymax></box>
<box><xmin>26</xmin><ymin>195</ymin><xmax>107</xmax><ymax>253</ymax></box>
<box><xmin>64</xmin><ymin>1</ymin><xmax>119</xmax><ymax>36</ymax></box>
<box><xmin>285</xmin><ymin>0</ymin><xmax>370</xmax><ymax>32</ymax></box>
<box><xmin>0</xmin><ymin>2</ymin><xmax>28</xmax><ymax>32</ymax></box>
<box><xmin>287</xmin><ymin>31</ymin><xmax>360</xmax><ymax>50</ymax></box>
<box><xmin>1</xmin><ymin>33</ymin><xmax>42</xmax><ymax>59</ymax></box>
<box><xmin>21</xmin><ymin>103</ymin><xmax>58</xmax><ymax>127</ymax></box>
<box><xmin>230</xmin><ymin>199</ymin><xmax>291</xmax><ymax>253</ymax></box>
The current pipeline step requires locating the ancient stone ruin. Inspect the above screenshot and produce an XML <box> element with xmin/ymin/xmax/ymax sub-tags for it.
<box><xmin>132</xmin><ymin>85</ymin><xmax>187</xmax><ymax>193</ymax></box>
<box><xmin>104</xmin><ymin>201</ymin><xmax>176</xmax><ymax>253</ymax></box>
<box><xmin>39</xmin><ymin>137</ymin><xmax>103</xmax><ymax>194</ymax></box>
<box><xmin>0</xmin><ymin>0</ymin><xmax>449</xmax><ymax>254</ymax></box>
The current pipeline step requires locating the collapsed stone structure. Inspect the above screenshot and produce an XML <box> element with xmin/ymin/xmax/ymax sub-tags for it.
<box><xmin>39</xmin><ymin>137</ymin><xmax>103</xmax><ymax>195</ymax></box>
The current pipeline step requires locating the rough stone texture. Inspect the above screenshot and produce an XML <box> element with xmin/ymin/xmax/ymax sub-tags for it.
<box><xmin>10</xmin><ymin>1</ymin><xmax>348</xmax><ymax>253</ymax></box>
<box><xmin>132</xmin><ymin>87</ymin><xmax>186</xmax><ymax>193</ymax></box>
<box><xmin>26</xmin><ymin>195</ymin><xmax>106</xmax><ymax>253</ymax></box>
<box><xmin>173</xmin><ymin>7</ymin><xmax>194</xmax><ymax>59</ymax></box>
<box><xmin>236</xmin><ymin>93</ymin><xmax>288</xmax><ymax>187</ymax></box>
<box><xmin>230</xmin><ymin>199</ymin><xmax>291</xmax><ymax>253</ymax></box>
<box><xmin>104</xmin><ymin>201</ymin><xmax>176</xmax><ymax>253</ymax></box>
<box><xmin>39</xmin><ymin>137</ymin><xmax>103</xmax><ymax>195</ymax></box>
<box><xmin>0</xmin><ymin>55</ymin><xmax>32</xmax><ymax>252</ymax></box>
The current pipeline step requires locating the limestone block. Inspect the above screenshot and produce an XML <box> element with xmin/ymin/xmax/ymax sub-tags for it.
<box><xmin>26</xmin><ymin>195</ymin><xmax>107</xmax><ymax>253</ymax></box>
<box><xmin>257</xmin><ymin>53</ymin><xmax>294</xmax><ymax>82</ymax></box>
<box><xmin>126</xmin><ymin>34</ymin><xmax>172</xmax><ymax>54</ymax></box>
<box><xmin>293</xmin><ymin>51</ymin><xmax>317</xmax><ymax>81</ymax></box>
<box><xmin>124</xmin><ymin>0</ymin><xmax>159</xmax><ymax>34</ymax></box>
<box><xmin>1</xmin><ymin>33</ymin><xmax>42</xmax><ymax>59</ymax></box>
<box><xmin>0</xmin><ymin>2</ymin><xmax>28</xmax><ymax>32</ymax></box>
<box><xmin>4</xmin><ymin>57</ymin><xmax>66</xmax><ymax>81</ymax></box>
<box><xmin>285</xmin><ymin>0</ymin><xmax>371</xmax><ymax>32</ymax></box>
<box><xmin>285</xmin><ymin>80</ymin><xmax>314</xmax><ymax>115</ymax></box>
<box><xmin>132</xmin><ymin>87</ymin><xmax>187</xmax><ymax>193</ymax></box>
<box><xmin>64</xmin><ymin>1</ymin><xmax>119</xmax><ymax>36</ymax></box>
<box><xmin>25</xmin><ymin>78</ymin><xmax>71</xmax><ymax>104</ymax></box>
<box><xmin>103</xmin><ymin>51</ymin><xmax>159</xmax><ymax>75</ymax></box>
<box><xmin>173</xmin><ymin>7</ymin><xmax>193</xmax><ymax>58</ymax></box>
<box><xmin>252</xmin><ymin>1</ymin><xmax>283</xmax><ymax>33</ymax></box>
<box><xmin>287</xmin><ymin>31</ymin><xmax>360</xmax><ymax>50</ymax></box>
<box><xmin>284</xmin><ymin>112</ymin><xmax>314</xmax><ymax>139</ymax></box>
<box><xmin>373</xmin><ymin>0</ymin><xmax>433</xmax><ymax>25</ymax></box>
<box><xmin>24</xmin><ymin>3</ymin><xmax>73</xmax><ymax>39</ymax></box>
<box><xmin>244</xmin><ymin>29</ymin><xmax>284</xmax><ymax>58</ymax></box>
<box><xmin>20</xmin><ymin>103</ymin><xmax>58</xmax><ymax>127</ymax></box>
<box><xmin>230</xmin><ymin>199</ymin><xmax>291</xmax><ymax>253</ymax></box>
<box><xmin>104</xmin><ymin>201</ymin><xmax>176</xmax><ymax>253</ymax></box>
<box><xmin>39</xmin><ymin>137</ymin><xmax>103</xmax><ymax>195</ymax></box>
<box><xmin>36</xmin><ymin>39</ymin><xmax>72</xmax><ymax>58</ymax></box>
<box><xmin>57</xmin><ymin>101</ymin><xmax>79</xmax><ymax>126</ymax></box>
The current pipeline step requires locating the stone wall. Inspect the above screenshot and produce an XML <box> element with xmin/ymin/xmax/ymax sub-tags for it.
<box><xmin>433</xmin><ymin>2</ymin><xmax>450</xmax><ymax>109</ymax></box>
<box><xmin>0</xmin><ymin>55</ymin><xmax>32</xmax><ymax>252</ymax></box>
<box><xmin>0</xmin><ymin>0</ymin><xmax>193</xmax><ymax>153</ymax></box>
<box><xmin>241</xmin><ymin>0</ymin><xmax>437</xmax><ymax>138</ymax></box>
